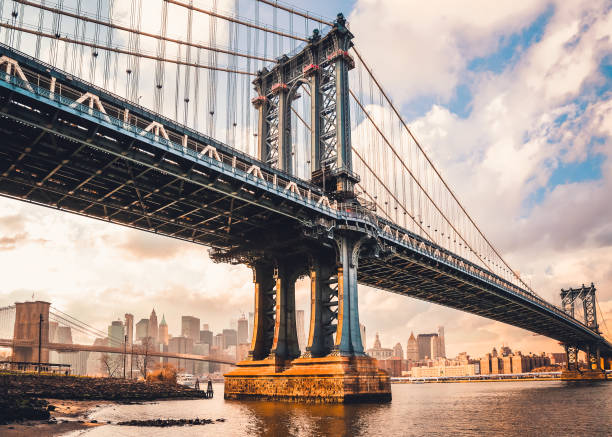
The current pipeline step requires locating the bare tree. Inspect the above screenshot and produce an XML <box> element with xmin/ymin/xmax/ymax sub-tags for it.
<box><xmin>134</xmin><ymin>337</ymin><xmax>156</xmax><ymax>379</ymax></box>
<box><xmin>100</xmin><ymin>353</ymin><xmax>122</xmax><ymax>378</ymax></box>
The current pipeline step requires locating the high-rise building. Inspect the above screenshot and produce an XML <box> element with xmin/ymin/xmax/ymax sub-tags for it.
<box><xmin>168</xmin><ymin>336</ymin><xmax>194</xmax><ymax>373</ymax></box>
<box><xmin>200</xmin><ymin>327</ymin><xmax>213</xmax><ymax>347</ymax></box>
<box><xmin>158</xmin><ymin>314</ymin><xmax>169</xmax><ymax>346</ymax></box>
<box><xmin>124</xmin><ymin>314</ymin><xmax>134</xmax><ymax>346</ymax></box>
<box><xmin>149</xmin><ymin>309</ymin><xmax>158</xmax><ymax>345</ymax></box>
<box><xmin>135</xmin><ymin>318</ymin><xmax>149</xmax><ymax>341</ymax></box>
<box><xmin>108</xmin><ymin>320</ymin><xmax>125</xmax><ymax>348</ymax></box>
<box><xmin>406</xmin><ymin>332</ymin><xmax>418</xmax><ymax>361</ymax></box>
<box><xmin>48</xmin><ymin>321</ymin><xmax>58</xmax><ymax>343</ymax></box>
<box><xmin>417</xmin><ymin>333</ymin><xmax>439</xmax><ymax>360</ymax></box>
<box><xmin>248</xmin><ymin>312</ymin><xmax>254</xmax><ymax>342</ymax></box>
<box><xmin>202</xmin><ymin>324</ymin><xmax>209</xmax><ymax>330</ymax></box>
<box><xmin>57</xmin><ymin>326</ymin><xmax>73</xmax><ymax>344</ymax></box>
<box><xmin>214</xmin><ymin>333</ymin><xmax>223</xmax><ymax>349</ymax></box>
<box><xmin>181</xmin><ymin>316</ymin><xmax>200</xmax><ymax>342</ymax></box>
<box><xmin>237</xmin><ymin>314</ymin><xmax>249</xmax><ymax>345</ymax></box>
<box><xmin>222</xmin><ymin>329</ymin><xmax>237</xmax><ymax>350</ymax></box>
<box><xmin>296</xmin><ymin>310</ymin><xmax>306</xmax><ymax>352</ymax></box>
<box><xmin>393</xmin><ymin>342</ymin><xmax>404</xmax><ymax>359</ymax></box>
<box><xmin>437</xmin><ymin>326</ymin><xmax>446</xmax><ymax>358</ymax></box>
<box><xmin>360</xmin><ymin>323</ymin><xmax>366</xmax><ymax>350</ymax></box>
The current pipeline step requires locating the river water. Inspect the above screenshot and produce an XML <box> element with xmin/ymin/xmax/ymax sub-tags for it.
<box><xmin>64</xmin><ymin>381</ymin><xmax>612</xmax><ymax>436</ymax></box>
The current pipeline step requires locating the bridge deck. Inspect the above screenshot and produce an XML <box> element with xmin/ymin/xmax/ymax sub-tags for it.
<box><xmin>0</xmin><ymin>44</ymin><xmax>610</xmax><ymax>357</ymax></box>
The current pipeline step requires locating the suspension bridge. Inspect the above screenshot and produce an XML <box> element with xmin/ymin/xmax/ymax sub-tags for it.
<box><xmin>0</xmin><ymin>0</ymin><xmax>610</xmax><ymax>402</ymax></box>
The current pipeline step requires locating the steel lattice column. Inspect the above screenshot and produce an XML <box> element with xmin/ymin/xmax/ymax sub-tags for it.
<box><xmin>248</xmin><ymin>262</ymin><xmax>276</xmax><ymax>361</ymax></box>
<box><xmin>305</xmin><ymin>260</ymin><xmax>338</xmax><ymax>357</ymax></box>
<box><xmin>565</xmin><ymin>345</ymin><xmax>579</xmax><ymax>371</ymax></box>
<box><xmin>269</xmin><ymin>261</ymin><xmax>301</xmax><ymax>360</ymax></box>
<box><xmin>333</xmin><ymin>235</ymin><xmax>365</xmax><ymax>356</ymax></box>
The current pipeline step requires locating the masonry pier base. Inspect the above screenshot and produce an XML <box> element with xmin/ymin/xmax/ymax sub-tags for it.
<box><xmin>560</xmin><ymin>370</ymin><xmax>608</xmax><ymax>381</ymax></box>
<box><xmin>224</xmin><ymin>355</ymin><xmax>391</xmax><ymax>403</ymax></box>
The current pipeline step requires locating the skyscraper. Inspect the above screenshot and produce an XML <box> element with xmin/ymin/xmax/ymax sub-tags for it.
<box><xmin>135</xmin><ymin>318</ymin><xmax>149</xmax><ymax>341</ymax></box>
<box><xmin>248</xmin><ymin>312</ymin><xmax>254</xmax><ymax>341</ymax></box>
<box><xmin>158</xmin><ymin>314</ymin><xmax>169</xmax><ymax>346</ymax></box>
<box><xmin>437</xmin><ymin>326</ymin><xmax>446</xmax><ymax>358</ymax></box>
<box><xmin>200</xmin><ymin>326</ymin><xmax>213</xmax><ymax>347</ymax></box>
<box><xmin>182</xmin><ymin>316</ymin><xmax>200</xmax><ymax>342</ymax></box>
<box><xmin>393</xmin><ymin>342</ymin><xmax>404</xmax><ymax>359</ymax></box>
<box><xmin>222</xmin><ymin>328</ymin><xmax>237</xmax><ymax>350</ymax></box>
<box><xmin>417</xmin><ymin>333</ymin><xmax>439</xmax><ymax>360</ymax></box>
<box><xmin>124</xmin><ymin>313</ymin><xmax>134</xmax><ymax>346</ymax></box>
<box><xmin>296</xmin><ymin>310</ymin><xmax>306</xmax><ymax>352</ymax></box>
<box><xmin>360</xmin><ymin>323</ymin><xmax>366</xmax><ymax>350</ymax></box>
<box><xmin>406</xmin><ymin>332</ymin><xmax>418</xmax><ymax>361</ymax></box>
<box><xmin>149</xmin><ymin>309</ymin><xmax>158</xmax><ymax>344</ymax></box>
<box><xmin>237</xmin><ymin>314</ymin><xmax>249</xmax><ymax>345</ymax></box>
<box><xmin>108</xmin><ymin>320</ymin><xmax>125</xmax><ymax>348</ymax></box>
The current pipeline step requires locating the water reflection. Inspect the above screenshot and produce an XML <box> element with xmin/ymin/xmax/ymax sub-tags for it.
<box><xmin>70</xmin><ymin>382</ymin><xmax>612</xmax><ymax>437</ymax></box>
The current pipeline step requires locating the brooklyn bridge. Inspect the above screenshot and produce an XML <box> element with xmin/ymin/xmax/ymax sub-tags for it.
<box><xmin>0</xmin><ymin>0</ymin><xmax>610</xmax><ymax>402</ymax></box>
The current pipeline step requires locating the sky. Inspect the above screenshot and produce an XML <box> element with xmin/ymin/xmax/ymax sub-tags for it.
<box><xmin>1</xmin><ymin>0</ymin><xmax>612</xmax><ymax>359</ymax></box>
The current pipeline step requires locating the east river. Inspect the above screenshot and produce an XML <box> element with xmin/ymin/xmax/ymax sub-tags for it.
<box><xmin>64</xmin><ymin>381</ymin><xmax>612</xmax><ymax>436</ymax></box>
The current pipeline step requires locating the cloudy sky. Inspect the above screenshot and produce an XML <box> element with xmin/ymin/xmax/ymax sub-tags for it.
<box><xmin>1</xmin><ymin>0</ymin><xmax>611</xmax><ymax>359</ymax></box>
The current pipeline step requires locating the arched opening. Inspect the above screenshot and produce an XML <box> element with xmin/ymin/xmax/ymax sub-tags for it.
<box><xmin>287</xmin><ymin>79</ymin><xmax>312</xmax><ymax>180</ymax></box>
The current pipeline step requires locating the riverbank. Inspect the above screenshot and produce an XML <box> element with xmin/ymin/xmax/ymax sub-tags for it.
<box><xmin>392</xmin><ymin>377</ymin><xmax>562</xmax><ymax>384</ymax></box>
<box><xmin>0</xmin><ymin>398</ymin><xmax>104</xmax><ymax>436</ymax></box>
<box><xmin>0</xmin><ymin>372</ymin><xmax>212</xmax><ymax>430</ymax></box>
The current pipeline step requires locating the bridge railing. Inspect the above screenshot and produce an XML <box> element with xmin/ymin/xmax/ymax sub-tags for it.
<box><xmin>1</xmin><ymin>59</ymin><xmax>351</xmax><ymax>218</ymax></box>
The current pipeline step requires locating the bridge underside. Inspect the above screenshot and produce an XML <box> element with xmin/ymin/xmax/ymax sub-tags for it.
<box><xmin>0</xmin><ymin>87</ymin><xmax>317</xmax><ymax>258</ymax></box>
<box><xmin>359</xmin><ymin>256</ymin><xmax>605</xmax><ymax>350</ymax></box>
<box><xmin>0</xmin><ymin>84</ymin><xmax>610</xmax><ymax>360</ymax></box>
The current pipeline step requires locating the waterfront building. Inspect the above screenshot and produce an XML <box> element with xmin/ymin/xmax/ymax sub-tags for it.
<box><xmin>124</xmin><ymin>313</ymin><xmax>134</xmax><ymax>346</ymax></box>
<box><xmin>393</xmin><ymin>342</ymin><xmax>404</xmax><ymax>359</ymax></box>
<box><xmin>366</xmin><ymin>333</ymin><xmax>394</xmax><ymax>360</ymax></box>
<box><xmin>181</xmin><ymin>316</ymin><xmax>200</xmax><ymax>343</ymax></box>
<box><xmin>158</xmin><ymin>314</ymin><xmax>169</xmax><ymax>346</ymax></box>
<box><xmin>406</xmin><ymin>332</ymin><xmax>418</xmax><ymax>361</ymax></box>
<box><xmin>237</xmin><ymin>314</ymin><xmax>249</xmax><ymax>345</ymax></box>
<box><xmin>108</xmin><ymin>320</ymin><xmax>125</xmax><ymax>348</ymax></box>
<box><xmin>478</xmin><ymin>348</ymin><xmax>551</xmax><ymax>374</ymax></box>
<box><xmin>149</xmin><ymin>309</ymin><xmax>158</xmax><ymax>345</ymax></box>
<box><xmin>411</xmin><ymin>363</ymin><xmax>477</xmax><ymax>378</ymax></box>
<box><xmin>135</xmin><ymin>318</ymin><xmax>149</xmax><ymax>341</ymax></box>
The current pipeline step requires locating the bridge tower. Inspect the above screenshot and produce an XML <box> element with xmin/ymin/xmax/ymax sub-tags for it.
<box><xmin>560</xmin><ymin>284</ymin><xmax>606</xmax><ymax>379</ymax></box>
<box><xmin>12</xmin><ymin>301</ymin><xmax>50</xmax><ymax>364</ymax></box>
<box><xmin>224</xmin><ymin>14</ymin><xmax>390</xmax><ymax>402</ymax></box>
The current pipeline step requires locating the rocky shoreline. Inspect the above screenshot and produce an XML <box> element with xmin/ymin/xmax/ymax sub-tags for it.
<box><xmin>0</xmin><ymin>372</ymin><xmax>212</xmax><ymax>428</ymax></box>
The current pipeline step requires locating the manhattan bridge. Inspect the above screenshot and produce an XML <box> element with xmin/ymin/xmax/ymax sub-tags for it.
<box><xmin>0</xmin><ymin>0</ymin><xmax>609</xmax><ymax>402</ymax></box>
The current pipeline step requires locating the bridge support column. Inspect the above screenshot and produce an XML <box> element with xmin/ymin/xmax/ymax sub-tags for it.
<box><xmin>13</xmin><ymin>301</ymin><xmax>50</xmax><ymax>365</ymax></box>
<box><xmin>269</xmin><ymin>262</ymin><xmax>301</xmax><ymax>361</ymax></box>
<box><xmin>248</xmin><ymin>262</ymin><xmax>276</xmax><ymax>361</ymax></box>
<box><xmin>561</xmin><ymin>344</ymin><xmax>607</xmax><ymax>380</ymax></box>
<box><xmin>304</xmin><ymin>259</ymin><xmax>337</xmax><ymax>358</ymax></box>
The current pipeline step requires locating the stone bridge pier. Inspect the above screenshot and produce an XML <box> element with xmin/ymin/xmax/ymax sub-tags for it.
<box><xmin>223</xmin><ymin>233</ymin><xmax>391</xmax><ymax>403</ymax></box>
<box><xmin>12</xmin><ymin>301</ymin><xmax>50</xmax><ymax>363</ymax></box>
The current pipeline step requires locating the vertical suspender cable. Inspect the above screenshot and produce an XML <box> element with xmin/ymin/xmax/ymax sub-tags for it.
<box><xmin>154</xmin><ymin>0</ymin><xmax>168</xmax><ymax>113</ymax></box>
<box><xmin>183</xmin><ymin>0</ymin><xmax>193</xmax><ymax>125</ymax></box>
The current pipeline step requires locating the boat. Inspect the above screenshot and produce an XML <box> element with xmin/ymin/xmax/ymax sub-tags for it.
<box><xmin>176</xmin><ymin>373</ymin><xmax>196</xmax><ymax>388</ymax></box>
